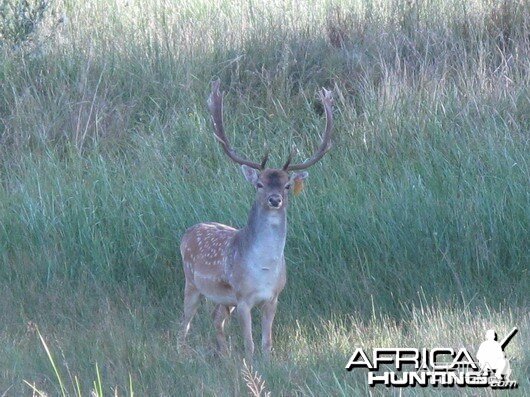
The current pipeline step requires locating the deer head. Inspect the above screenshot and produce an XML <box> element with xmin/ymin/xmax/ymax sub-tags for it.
<box><xmin>207</xmin><ymin>79</ymin><xmax>334</xmax><ymax>212</ymax></box>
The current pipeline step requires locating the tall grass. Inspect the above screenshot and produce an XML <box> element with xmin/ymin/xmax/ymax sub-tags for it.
<box><xmin>0</xmin><ymin>0</ymin><xmax>528</xmax><ymax>395</ymax></box>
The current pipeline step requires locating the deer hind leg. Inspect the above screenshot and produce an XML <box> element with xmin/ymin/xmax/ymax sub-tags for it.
<box><xmin>180</xmin><ymin>282</ymin><xmax>201</xmax><ymax>345</ymax></box>
<box><xmin>212</xmin><ymin>304</ymin><xmax>232</xmax><ymax>356</ymax></box>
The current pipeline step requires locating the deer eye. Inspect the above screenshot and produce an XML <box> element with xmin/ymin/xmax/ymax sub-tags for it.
<box><xmin>256</xmin><ymin>182</ymin><xmax>264</xmax><ymax>189</ymax></box>
<box><xmin>285</xmin><ymin>184</ymin><xmax>291</xmax><ymax>190</ymax></box>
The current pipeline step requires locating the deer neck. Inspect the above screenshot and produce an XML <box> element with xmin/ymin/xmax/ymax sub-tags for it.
<box><xmin>241</xmin><ymin>201</ymin><xmax>287</xmax><ymax>258</ymax></box>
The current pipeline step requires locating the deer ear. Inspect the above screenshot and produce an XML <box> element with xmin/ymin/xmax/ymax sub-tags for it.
<box><xmin>290</xmin><ymin>171</ymin><xmax>308</xmax><ymax>196</ymax></box>
<box><xmin>241</xmin><ymin>165</ymin><xmax>259</xmax><ymax>185</ymax></box>
<box><xmin>290</xmin><ymin>171</ymin><xmax>309</xmax><ymax>183</ymax></box>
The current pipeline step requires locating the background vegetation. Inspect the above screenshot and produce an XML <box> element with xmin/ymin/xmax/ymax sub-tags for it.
<box><xmin>0</xmin><ymin>0</ymin><xmax>528</xmax><ymax>395</ymax></box>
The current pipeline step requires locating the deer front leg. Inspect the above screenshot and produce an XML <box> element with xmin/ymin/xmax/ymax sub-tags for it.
<box><xmin>261</xmin><ymin>297</ymin><xmax>278</xmax><ymax>361</ymax></box>
<box><xmin>237</xmin><ymin>301</ymin><xmax>254</xmax><ymax>361</ymax></box>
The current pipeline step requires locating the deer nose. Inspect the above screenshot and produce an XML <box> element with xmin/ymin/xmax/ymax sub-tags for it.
<box><xmin>268</xmin><ymin>194</ymin><xmax>282</xmax><ymax>208</ymax></box>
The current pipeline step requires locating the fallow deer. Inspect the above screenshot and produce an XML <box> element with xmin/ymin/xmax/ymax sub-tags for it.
<box><xmin>180</xmin><ymin>80</ymin><xmax>333</xmax><ymax>360</ymax></box>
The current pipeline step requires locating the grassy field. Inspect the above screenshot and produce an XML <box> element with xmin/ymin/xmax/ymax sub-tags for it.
<box><xmin>1</xmin><ymin>0</ymin><xmax>529</xmax><ymax>395</ymax></box>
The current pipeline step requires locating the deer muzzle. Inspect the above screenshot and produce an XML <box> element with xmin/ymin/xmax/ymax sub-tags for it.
<box><xmin>267</xmin><ymin>194</ymin><xmax>283</xmax><ymax>209</ymax></box>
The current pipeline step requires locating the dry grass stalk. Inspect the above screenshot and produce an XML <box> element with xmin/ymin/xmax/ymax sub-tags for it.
<box><xmin>241</xmin><ymin>360</ymin><xmax>271</xmax><ymax>397</ymax></box>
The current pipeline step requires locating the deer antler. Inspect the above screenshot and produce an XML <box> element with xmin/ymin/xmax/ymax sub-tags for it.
<box><xmin>283</xmin><ymin>88</ymin><xmax>334</xmax><ymax>171</ymax></box>
<box><xmin>208</xmin><ymin>79</ymin><xmax>268</xmax><ymax>170</ymax></box>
